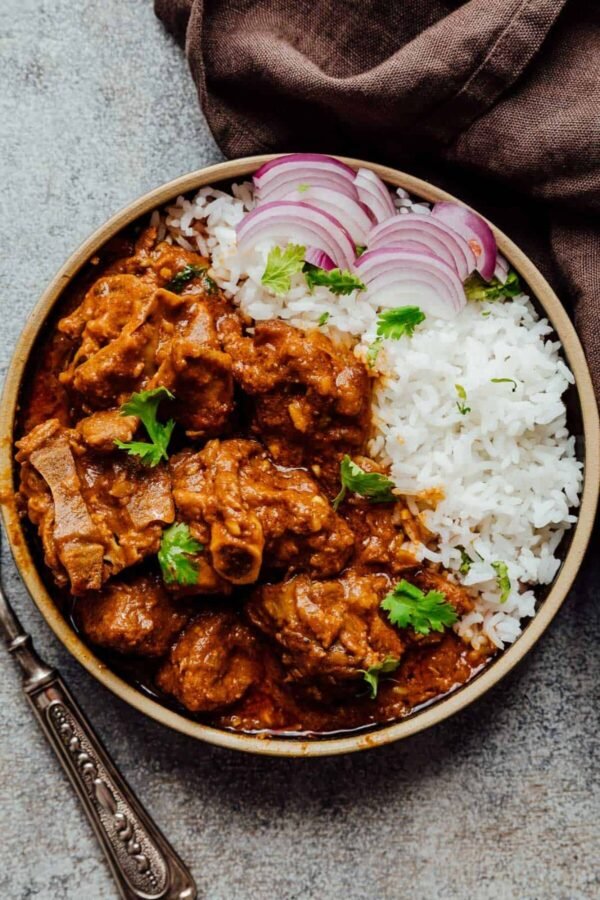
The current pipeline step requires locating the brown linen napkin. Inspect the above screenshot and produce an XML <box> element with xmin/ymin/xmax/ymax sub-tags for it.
<box><xmin>155</xmin><ymin>0</ymin><xmax>600</xmax><ymax>395</ymax></box>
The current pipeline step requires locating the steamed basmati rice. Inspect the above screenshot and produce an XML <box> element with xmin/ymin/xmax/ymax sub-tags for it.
<box><xmin>153</xmin><ymin>182</ymin><xmax>583</xmax><ymax>651</ymax></box>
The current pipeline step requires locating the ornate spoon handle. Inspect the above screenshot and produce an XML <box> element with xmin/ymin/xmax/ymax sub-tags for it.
<box><xmin>26</xmin><ymin>668</ymin><xmax>196</xmax><ymax>899</ymax></box>
<box><xmin>1</xmin><ymin>567</ymin><xmax>196</xmax><ymax>899</ymax></box>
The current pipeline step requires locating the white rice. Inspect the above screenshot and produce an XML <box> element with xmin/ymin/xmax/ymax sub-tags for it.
<box><xmin>155</xmin><ymin>182</ymin><xmax>583</xmax><ymax>651</ymax></box>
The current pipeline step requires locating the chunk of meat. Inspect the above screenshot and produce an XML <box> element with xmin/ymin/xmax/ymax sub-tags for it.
<box><xmin>337</xmin><ymin>455</ymin><xmax>433</xmax><ymax>554</ymax></box>
<box><xmin>413</xmin><ymin>568</ymin><xmax>474</xmax><ymax>617</ymax></box>
<box><xmin>342</xmin><ymin>498</ymin><xmax>421</xmax><ymax>574</ymax></box>
<box><xmin>247</xmin><ymin>569</ymin><xmax>405</xmax><ymax>687</ymax></box>
<box><xmin>76</xmin><ymin>410</ymin><xmax>137</xmax><ymax>452</ymax></box>
<box><xmin>156</xmin><ymin>610</ymin><xmax>260</xmax><ymax>712</ymax></box>
<box><xmin>170</xmin><ymin>439</ymin><xmax>354</xmax><ymax>586</ymax></box>
<box><xmin>220</xmin><ymin>318</ymin><xmax>370</xmax><ymax>489</ymax></box>
<box><xmin>16</xmin><ymin>420</ymin><xmax>106</xmax><ymax>593</ymax></box>
<box><xmin>75</xmin><ymin>573</ymin><xmax>189</xmax><ymax>657</ymax></box>
<box><xmin>105</xmin><ymin>227</ymin><xmax>212</xmax><ymax>289</ymax></box>
<box><xmin>16</xmin><ymin>419</ymin><xmax>174</xmax><ymax>594</ymax></box>
<box><xmin>58</xmin><ymin>265</ymin><xmax>234</xmax><ymax>437</ymax></box>
<box><xmin>383</xmin><ymin>633</ymin><xmax>475</xmax><ymax>710</ymax></box>
<box><xmin>149</xmin><ymin>298</ymin><xmax>233</xmax><ymax>438</ymax></box>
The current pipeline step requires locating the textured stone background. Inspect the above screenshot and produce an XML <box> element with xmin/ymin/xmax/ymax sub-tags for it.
<box><xmin>1</xmin><ymin>2</ymin><xmax>598</xmax><ymax>898</ymax></box>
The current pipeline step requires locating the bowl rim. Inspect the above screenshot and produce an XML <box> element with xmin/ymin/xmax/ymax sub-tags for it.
<box><xmin>1</xmin><ymin>155</ymin><xmax>598</xmax><ymax>757</ymax></box>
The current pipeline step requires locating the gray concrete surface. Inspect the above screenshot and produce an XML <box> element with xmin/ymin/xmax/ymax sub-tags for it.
<box><xmin>1</xmin><ymin>2</ymin><xmax>598</xmax><ymax>898</ymax></box>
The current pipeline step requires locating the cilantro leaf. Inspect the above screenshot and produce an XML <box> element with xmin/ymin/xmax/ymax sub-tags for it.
<box><xmin>261</xmin><ymin>244</ymin><xmax>306</xmax><ymax>295</ymax></box>
<box><xmin>355</xmin><ymin>244</ymin><xmax>367</xmax><ymax>257</ymax></box>
<box><xmin>158</xmin><ymin>522</ymin><xmax>203</xmax><ymax>586</ymax></box>
<box><xmin>115</xmin><ymin>386</ymin><xmax>175</xmax><ymax>467</ymax></box>
<box><xmin>376</xmin><ymin>306</ymin><xmax>426</xmax><ymax>340</ymax></box>
<box><xmin>491</xmin><ymin>377</ymin><xmax>518</xmax><ymax>392</ymax></box>
<box><xmin>303</xmin><ymin>263</ymin><xmax>366</xmax><ymax>296</ymax></box>
<box><xmin>381</xmin><ymin>579</ymin><xmax>458</xmax><ymax>635</ymax></box>
<box><xmin>455</xmin><ymin>383</ymin><xmax>471</xmax><ymax>415</ymax></box>
<box><xmin>361</xmin><ymin>656</ymin><xmax>400</xmax><ymax>699</ymax></box>
<box><xmin>366</xmin><ymin>337</ymin><xmax>383</xmax><ymax>368</ymax></box>
<box><xmin>464</xmin><ymin>270</ymin><xmax>522</xmax><ymax>302</ymax></box>
<box><xmin>165</xmin><ymin>264</ymin><xmax>212</xmax><ymax>294</ymax></box>
<box><xmin>114</xmin><ymin>440</ymin><xmax>165</xmax><ymax>467</ymax></box>
<box><xmin>317</xmin><ymin>312</ymin><xmax>330</xmax><ymax>326</ymax></box>
<box><xmin>332</xmin><ymin>455</ymin><xmax>397</xmax><ymax>511</ymax></box>
<box><xmin>491</xmin><ymin>561</ymin><xmax>511</xmax><ymax>603</ymax></box>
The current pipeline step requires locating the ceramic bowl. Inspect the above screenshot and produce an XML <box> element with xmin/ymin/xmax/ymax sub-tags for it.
<box><xmin>2</xmin><ymin>156</ymin><xmax>598</xmax><ymax>756</ymax></box>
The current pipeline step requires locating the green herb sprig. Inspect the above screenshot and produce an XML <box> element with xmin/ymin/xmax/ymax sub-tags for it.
<box><xmin>455</xmin><ymin>383</ymin><xmax>471</xmax><ymax>415</ymax></box>
<box><xmin>158</xmin><ymin>522</ymin><xmax>203</xmax><ymax>586</ymax></box>
<box><xmin>381</xmin><ymin>579</ymin><xmax>458</xmax><ymax>635</ymax></box>
<box><xmin>376</xmin><ymin>306</ymin><xmax>426</xmax><ymax>340</ymax></box>
<box><xmin>261</xmin><ymin>244</ymin><xmax>306</xmax><ymax>295</ymax></box>
<box><xmin>491</xmin><ymin>561</ymin><xmax>511</xmax><ymax>603</ymax></box>
<box><xmin>260</xmin><ymin>244</ymin><xmax>366</xmax><ymax>297</ymax></box>
<box><xmin>361</xmin><ymin>656</ymin><xmax>400</xmax><ymax>699</ymax></box>
<box><xmin>464</xmin><ymin>270</ymin><xmax>521</xmax><ymax>303</ymax></box>
<box><xmin>332</xmin><ymin>455</ymin><xmax>396</xmax><ymax>511</ymax></box>
<box><xmin>166</xmin><ymin>264</ymin><xmax>214</xmax><ymax>294</ymax></box>
<box><xmin>115</xmin><ymin>387</ymin><xmax>175</xmax><ymax>467</ymax></box>
<box><xmin>303</xmin><ymin>263</ymin><xmax>366</xmax><ymax>296</ymax></box>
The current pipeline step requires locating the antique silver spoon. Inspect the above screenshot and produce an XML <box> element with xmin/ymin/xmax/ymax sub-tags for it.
<box><xmin>0</xmin><ymin>527</ymin><xmax>197</xmax><ymax>900</ymax></box>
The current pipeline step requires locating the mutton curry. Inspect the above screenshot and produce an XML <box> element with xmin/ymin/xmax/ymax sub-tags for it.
<box><xmin>15</xmin><ymin>226</ymin><xmax>489</xmax><ymax>737</ymax></box>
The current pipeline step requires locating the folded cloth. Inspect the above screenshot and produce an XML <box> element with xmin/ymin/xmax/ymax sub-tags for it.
<box><xmin>155</xmin><ymin>0</ymin><xmax>600</xmax><ymax>395</ymax></box>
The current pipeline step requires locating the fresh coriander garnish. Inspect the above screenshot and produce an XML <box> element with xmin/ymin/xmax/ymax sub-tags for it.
<box><xmin>366</xmin><ymin>337</ymin><xmax>383</xmax><ymax>368</ymax></box>
<box><xmin>332</xmin><ymin>455</ymin><xmax>396</xmax><ymax>511</ymax></box>
<box><xmin>376</xmin><ymin>306</ymin><xmax>426</xmax><ymax>340</ymax></box>
<box><xmin>355</xmin><ymin>244</ymin><xmax>367</xmax><ymax>257</ymax></box>
<box><xmin>303</xmin><ymin>264</ymin><xmax>366</xmax><ymax>296</ymax></box>
<box><xmin>491</xmin><ymin>377</ymin><xmax>518</xmax><ymax>392</ymax></box>
<box><xmin>158</xmin><ymin>522</ymin><xmax>203</xmax><ymax>585</ymax></box>
<box><xmin>261</xmin><ymin>243</ymin><xmax>306</xmax><ymax>295</ymax></box>
<box><xmin>491</xmin><ymin>561</ymin><xmax>511</xmax><ymax>603</ymax></box>
<box><xmin>455</xmin><ymin>383</ymin><xmax>471</xmax><ymax>415</ymax></box>
<box><xmin>482</xmin><ymin>310</ymin><xmax>491</xmax><ymax>317</ymax></box>
<box><xmin>165</xmin><ymin>264</ymin><xmax>210</xmax><ymax>294</ymax></box>
<box><xmin>381</xmin><ymin>579</ymin><xmax>458</xmax><ymax>635</ymax></box>
<box><xmin>115</xmin><ymin>386</ymin><xmax>175</xmax><ymax>467</ymax></box>
<box><xmin>464</xmin><ymin>270</ymin><xmax>521</xmax><ymax>302</ymax></box>
<box><xmin>459</xmin><ymin>549</ymin><xmax>473</xmax><ymax>575</ymax></box>
<box><xmin>317</xmin><ymin>311</ymin><xmax>330</xmax><ymax>326</ymax></box>
<box><xmin>361</xmin><ymin>656</ymin><xmax>400</xmax><ymax>699</ymax></box>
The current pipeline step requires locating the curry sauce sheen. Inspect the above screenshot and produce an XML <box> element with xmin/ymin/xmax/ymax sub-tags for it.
<box><xmin>15</xmin><ymin>227</ymin><xmax>491</xmax><ymax>738</ymax></box>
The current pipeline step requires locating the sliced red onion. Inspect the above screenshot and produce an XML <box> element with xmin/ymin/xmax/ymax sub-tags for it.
<box><xmin>431</xmin><ymin>201</ymin><xmax>497</xmax><ymax>280</ymax></box>
<box><xmin>237</xmin><ymin>201</ymin><xmax>356</xmax><ymax>269</ymax></box>
<box><xmin>255</xmin><ymin>153</ymin><xmax>356</xmax><ymax>183</ymax></box>
<box><xmin>254</xmin><ymin>154</ymin><xmax>357</xmax><ymax>203</ymax></box>
<box><xmin>494</xmin><ymin>253</ymin><xmax>509</xmax><ymax>283</ymax></box>
<box><xmin>353</xmin><ymin>168</ymin><xmax>396</xmax><ymax>224</ymax></box>
<box><xmin>355</xmin><ymin>247</ymin><xmax>466</xmax><ymax>319</ymax></box>
<box><xmin>282</xmin><ymin>186</ymin><xmax>372</xmax><ymax>244</ymax></box>
<box><xmin>368</xmin><ymin>214</ymin><xmax>476</xmax><ymax>280</ymax></box>
<box><xmin>256</xmin><ymin>171</ymin><xmax>359</xmax><ymax>203</ymax></box>
<box><xmin>304</xmin><ymin>248</ymin><xmax>335</xmax><ymax>270</ymax></box>
<box><xmin>368</xmin><ymin>239</ymin><xmax>448</xmax><ymax>266</ymax></box>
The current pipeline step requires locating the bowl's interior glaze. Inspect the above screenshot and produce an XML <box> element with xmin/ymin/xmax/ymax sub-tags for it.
<box><xmin>2</xmin><ymin>157</ymin><xmax>598</xmax><ymax>756</ymax></box>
